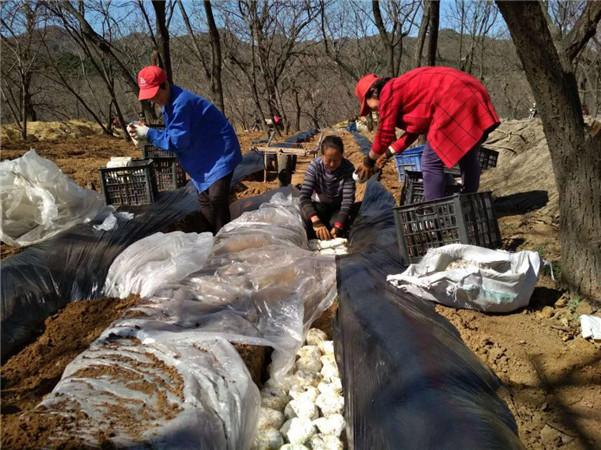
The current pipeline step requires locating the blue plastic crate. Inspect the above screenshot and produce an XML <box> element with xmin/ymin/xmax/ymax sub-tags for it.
<box><xmin>394</xmin><ymin>145</ymin><xmax>425</xmax><ymax>181</ymax></box>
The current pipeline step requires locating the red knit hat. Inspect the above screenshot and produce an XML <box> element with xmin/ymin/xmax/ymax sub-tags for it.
<box><xmin>355</xmin><ymin>73</ymin><xmax>379</xmax><ymax>116</ymax></box>
<box><xmin>137</xmin><ymin>66</ymin><xmax>167</xmax><ymax>100</ymax></box>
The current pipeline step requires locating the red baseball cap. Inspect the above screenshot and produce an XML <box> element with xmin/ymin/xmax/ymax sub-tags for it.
<box><xmin>137</xmin><ymin>66</ymin><xmax>167</xmax><ymax>100</ymax></box>
<box><xmin>355</xmin><ymin>73</ymin><xmax>379</xmax><ymax>116</ymax></box>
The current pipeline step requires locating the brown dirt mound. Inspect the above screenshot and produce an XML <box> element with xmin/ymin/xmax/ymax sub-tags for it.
<box><xmin>1</xmin><ymin>295</ymin><xmax>140</xmax><ymax>449</ymax></box>
<box><xmin>0</xmin><ymin>120</ymin><xmax>112</xmax><ymax>144</ymax></box>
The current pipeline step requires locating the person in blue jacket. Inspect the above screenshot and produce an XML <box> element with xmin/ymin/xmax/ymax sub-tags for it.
<box><xmin>128</xmin><ymin>65</ymin><xmax>242</xmax><ymax>233</ymax></box>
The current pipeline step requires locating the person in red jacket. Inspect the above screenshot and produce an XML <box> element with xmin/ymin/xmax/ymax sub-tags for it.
<box><xmin>354</xmin><ymin>67</ymin><xmax>500</xmax><ymax>200</ymax></box>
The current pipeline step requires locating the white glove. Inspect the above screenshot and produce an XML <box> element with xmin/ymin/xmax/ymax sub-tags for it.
<box><xmin>127</xmin><ymin>122</ymin><xmax>149</xmax><ymax>143</ymax></box>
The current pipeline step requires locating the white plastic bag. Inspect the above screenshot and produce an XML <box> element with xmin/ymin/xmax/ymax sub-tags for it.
<box><xmin>0</xmin><ymin>149</ymin><xmax>107</xmax><ymax>246</ymax></box>
<box><xmin>103</xmin><ymin>231</ymin><xmax>214</xmax><ymax>299</ymax></box>
<box><xmin>387</xmin><ymin>244</ymin><xmax>542</xmax><ymax>312</ymax></box>
<box><xmin>580</xmin><ymin>315</ymin><xmax>601</xmax><ymax>340</ymax></box>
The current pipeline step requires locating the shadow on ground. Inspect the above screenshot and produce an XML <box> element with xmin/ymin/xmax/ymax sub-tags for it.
<box><xmin>494</xmin><ymin>190</ymin><xmax>549</xmax><ymax>217</ymax></box>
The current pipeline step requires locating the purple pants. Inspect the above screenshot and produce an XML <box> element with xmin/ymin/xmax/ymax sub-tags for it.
<box><xmin>421</xmin><ymin>143</ymin><xmax>480</xmax><ymax>201</ymax></box>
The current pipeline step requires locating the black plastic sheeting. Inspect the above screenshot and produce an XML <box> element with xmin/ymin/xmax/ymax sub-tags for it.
<box><xmin>231</xmin><ymin>150</ymin><xmax>264</xmax><ymax>186</ymax></box>
<box><xmin>351</xmin><ymin>131</ymin><xmax>371</xmax><ymax>155</ymax></box>
<box><xmin>0</xmin><ymin>190</ymin><xmax>199</xmax><ymax>361</ymax></box>
<box><xmin>334</xmin><ymin>178</ymin><xmax>523</xmax><ymax>449</ymax></box>
<box><xmin>287</xmin><ymin>128</ymin><xmax>319</xmax><ymax>143</ymax></box>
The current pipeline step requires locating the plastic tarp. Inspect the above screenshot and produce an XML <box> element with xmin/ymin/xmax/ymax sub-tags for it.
<box><xmin>29</xmin><ymin>192</ymin><xmax>336</xmax><ymax>448</ymax></box>
<box><xmin>103</xmin><ymin>231</ymin><xmax>214</xmax><ymax>299</ymax></box>
<box><xmin>350</xmin><ymin>131</ymin><xmax>371</xmax><ymax>155</ymax></box>
<box><xmin>230</xmin><ymin>185</ymin><xmax>299</xmax><ymax>220</ymax></box>
<box><xmin>1</xmin><ymin>189</ymin><xmax>200</xmax><ymax>360</ymax></box>
<box><xmin>35</xmin><ymin>327</ymin><xmax>259</xmax><ymax>449</ymax></box>
<box><xmin>231</xmin><ymin>150</ymin><xmax>265</xmax><ymax>186</ymax></box>
<box><xmin>0</xmin><ymin>149</ymin><xmax>109</xmax><ymax>246</ymax></box>
<box><xmin>334</xmin><ymin>178</ymin><xmax>523</xmax><ymax>449</ymax></box>
<box><xmin>387</xmin><ymin>244</ymin><xmax>542</xmax><ymax>313</ymax></box>
<box><xmin>117</xmin><ymin>193</ymin><xmax>337</xmax><ymax>383</ymax></box>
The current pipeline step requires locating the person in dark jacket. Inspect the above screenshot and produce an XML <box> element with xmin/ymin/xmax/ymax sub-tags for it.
<box><xmin>128</xmin><ymin>65</ymin><xmax>241</xmax><ymax>233</ymax></box>
<box><xmin>354</xmin><ymin>66</ymin><xmax>500</xmax><ymax>200</ymax></box>
<box><xmin>300</xmin><ymin>135</ymin><xmax>357</xmax><ymax>241</ymax></box>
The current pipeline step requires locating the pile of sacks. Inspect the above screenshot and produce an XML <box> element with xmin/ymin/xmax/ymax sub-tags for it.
<box><xmin>254</xmin><ymin>328</ymin><xmax>345</xmax><ymax>450</ymax></box>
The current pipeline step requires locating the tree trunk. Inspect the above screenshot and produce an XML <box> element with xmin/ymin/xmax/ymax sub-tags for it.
<box><xmin>426</xmin><ymin>0</ymin><xmax>439</xmax><ymax>66</ymax></box>
<box><xmin>414</xmin><ymin>1</ymin><xmax>431</xmax><ymax>67</ymax></box>
<box><xmin>152</xmin><ymin>1</ymin><xmax>173</xmax><ymax>83</ymax></box>
<box><xmin>496</xmin><ymin>0</ymin><xmax>601</xmax><ymax>298</ymax></box>
<box><xmin>294</xmin><ymin>90</ymin><xmax>301</xmax><ymax>131</ymax></box>
<box><xmin>20</xmin><ymin>73</ymin><xmax>28</xmax><ymax>140</ymax></box>
<box><xmin>204</xmin><ymin>0</ymin><xmax>224</xmax><ymax>113</ymax></box>
<box><xmin>372</xmin><ymin>0</ymin><xmax>395</xmax><ymax>76</ymax></box>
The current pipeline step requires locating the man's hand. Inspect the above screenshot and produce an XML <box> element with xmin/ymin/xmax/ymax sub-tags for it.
<box><xmin>312</xmin><ymin>220</ymin><xmax>332</xmax><ymax>240</ymax></box>
<box><xmin>127</xmin><ymin>122</ymin><xmax>149</xmax><ymax>143</ymax></box>
<box><xmin>375</xmin><ymin>154</ymin><xmax>389</xmax><ymax>169</ymax></box>
<box><xmin>375</xmin><ymin>146</ymin><xmax>396</xmax><ymax>169</ymax></box>
<box><xmin>355</xmin><ymin>156</ymin><xmax>375</xmax><ymax>182</ymax></box>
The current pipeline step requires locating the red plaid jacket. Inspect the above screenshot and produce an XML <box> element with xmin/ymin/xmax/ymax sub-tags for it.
<box><xmin>371</xmin><ymin>66</ymin><xmax>500</xmax><ymax>168</ymax></box>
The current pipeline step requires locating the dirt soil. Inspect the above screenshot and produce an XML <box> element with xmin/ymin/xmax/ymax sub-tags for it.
<box><xmin>2</xmin><ymin>121</ymin><xmax>600</xmax><ymax>449</ymax></box>
<box><xmin>1</xmin><ymin>295</ymin><xmax>140</xmax><ymax>449</ymax></box>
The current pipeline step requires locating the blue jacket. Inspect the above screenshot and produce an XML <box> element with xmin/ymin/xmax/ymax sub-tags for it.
<box><xmin>146</xmin><ymin>85</ymin><xmax>242</xmax><ymax>193</ymax></box>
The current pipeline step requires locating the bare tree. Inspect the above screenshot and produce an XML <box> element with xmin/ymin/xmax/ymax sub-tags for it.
<box><xmin>45</xmin><ymin>1</ymin><xmax>155</xmax><ymax>125</ymax></box>
<box><xmin>151</xmin><ymin>0</ymin><xmax>173</xmax><ymax>82</ymax></box>
<box><xmin>222</xmin><ymin>0</ymin><xmax>320</xmax><ymax>134</ymax></box>
<box><xmin>370</xmin><ymin>0</ymin><xmax>421</xmax><ymax>77</ymax></box>
<box><xmin>496</xmin><ymin>0</ymin><xmax>601</xmax><ymax>298</ymax></box>
<box><xmin>414</xmin><ymin>0</ymin><xmax>440</xmax><ymax>67</ymax></box>
<box><xmin>176</xmin><ymin>0</ymin><xmax>225</xmax><ymax>112</ymax></box>
<box><xmin>0</xmin><ymin>0</ymin><xmax>46</xmax><ymax>139</ymax></box>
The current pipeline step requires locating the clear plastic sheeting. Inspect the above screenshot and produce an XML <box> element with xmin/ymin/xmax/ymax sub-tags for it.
<box><xmin>121</xmin><ymin>193</ymin><xmax>337</xmax><ymax>383</ymax></box>
<box><xmin>335</xmin><ymin>179</ymin><xmax>524</xmax><ymax>449</ymax></box>
<box><xmin>36</xmin><ymin>328</ymin><xmax>259</xmax><ymax>449</ymax></box>
<box><xmin>103</xmin><ymin>231</ymin><xmax>214</xmax><ymax>299</ymax></box>
<box><xmin>1</xmin><ymin>190</ymin><xmax>200</xmax><ymax>360</ymax></box>
<box><xmin>230</xmin><ymin>186</ymin><xmax>299</xmax><ymax>220</ymax></box>
<box><xmin>0</xmin><ymin>149</ymin><xmax>109</xmax><ymax>246</ymax></box>
<box><xmin>387</xmin><ymin>244</ymin><xmax>542</xmax><ymax>313</ymax></box>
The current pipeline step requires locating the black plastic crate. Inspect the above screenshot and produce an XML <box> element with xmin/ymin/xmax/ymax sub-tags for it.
<box><xmin>143</xmin><ymin>145</ymin><xmax>187</xmax><ymax>191</ymax></box>
<box><xmin>143</xmin><ymin>144</ymin><xmax>177</xmax><ymax>159</ymax></box>
<box><xmin>400</xmin><ymin>170</ymin><xmax>461</xmax><ymax>206</ymax></box>
<box><xmin>393</xmin><ymin>192</ymin><xmax>501</xmax><ymax>264</ymax></box>
<box><xmin>400</xmin><ymin>171</ymin><xmax>425</xmax><ymax>205</ymax></box>
<box><xmin>152</xmin><ymin>157</ymin><xmax>187</xmax><ymax>191</ymax></box>
<box><xmin>478</xmin><ymin>147</ymin><xmax>499</xmax><ymax>170</ymax></box>
<box><xmin>99</xmin><ymin>159</ymin><xmax>158</xmax><ymax>206</ymax></box>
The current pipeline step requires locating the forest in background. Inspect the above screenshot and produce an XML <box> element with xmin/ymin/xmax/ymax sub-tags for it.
<box><xmin>2</xmin><ymin>0</ymin><xmax>599</xmax><ymax>136</ymax></box>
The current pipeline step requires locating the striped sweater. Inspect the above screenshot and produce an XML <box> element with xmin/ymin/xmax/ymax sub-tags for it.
<box><xmin>300</xmin><ymin>157</ymin><xmax>356</xmax><ymax>227</ymax></box>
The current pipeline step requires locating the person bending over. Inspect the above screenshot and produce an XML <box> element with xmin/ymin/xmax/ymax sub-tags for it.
<box><xmin>128</xmin><ymin>65</ymin><xmax>241</xmax><ymax>234</ymax></box>
<box><xmin>354</xmin><ymin>66</ymin><xmax>500</xmax><ymax>200</ymax></box>
<box><xmin>300</xmin><ymin>135</ymin><xmax>357</xmax><ymax>241</ymax></box>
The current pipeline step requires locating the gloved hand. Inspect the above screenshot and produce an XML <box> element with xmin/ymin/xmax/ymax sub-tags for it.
<box><xmin>313</xmin><ymin>220</ymin><xmax>332</xmax><ymax>240</ymax></box>
<box><xmin>127</xmin><ymin>121</ymin><xmax>149</xmax><ymax>144</ymax></box>
<box><xmin>355</xmin><ymin>156</ymin><xmax>375</xmax><ymax>182</ymax></box>
<box><xmin>375</xmin><ymin>146</ymin><xmax>396</xmax><ymax>169</ymax></box>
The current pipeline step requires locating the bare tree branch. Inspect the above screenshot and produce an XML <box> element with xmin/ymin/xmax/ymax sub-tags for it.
<box><xmin>564</xmin><ymin>1</ymin><xmax>601</xmax><ymax>63</ymax></box>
